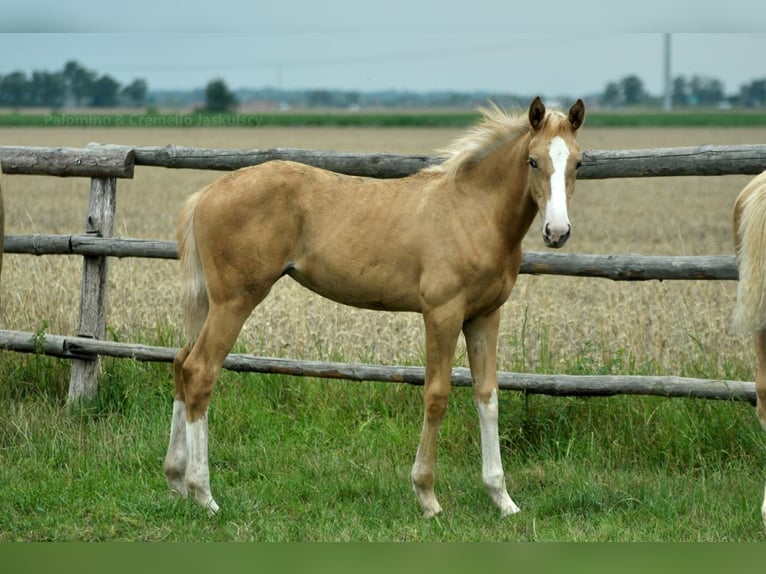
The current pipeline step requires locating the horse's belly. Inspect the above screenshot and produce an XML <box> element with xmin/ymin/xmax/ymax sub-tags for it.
<box><xmin>286</xmin><ymin>265</ymin><xmax>421</xmax><ymax>313</ymax></box>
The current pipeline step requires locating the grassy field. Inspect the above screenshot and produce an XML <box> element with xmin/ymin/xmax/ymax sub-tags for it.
<box><xmin>0</xmin><ymin>123</ymin><xmax>765</xmax><ymax>540</ymax></box>
<box><xmin>0</xmin><ymin>349</ymin><xmax>763</xmax><ymax>541</ymax></box>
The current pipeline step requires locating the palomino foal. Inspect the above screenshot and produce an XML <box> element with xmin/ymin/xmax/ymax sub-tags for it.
<box><xmin>164</xmin><ymin>97</ymin><xmax>585</xmax><ymax>517</ymax></box>
<box><xmin>732</xmin><ymin>170</ymin><xmax>766</xmax><ymax>528</ymax></box>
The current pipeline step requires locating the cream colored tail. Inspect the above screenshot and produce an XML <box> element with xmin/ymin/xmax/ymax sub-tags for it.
<box><xmin>177</xmin><ymin>189</ymin><xmax>209</xmax><ymax>344</ymax></box>
<box><xmin>733</xmin><ymin>173</ymin><xmax>766</xmax><ymax>334</ymax></box>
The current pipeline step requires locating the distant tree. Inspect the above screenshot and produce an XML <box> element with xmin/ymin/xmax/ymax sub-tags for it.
<box><xmin>671</xmin><ymin>76</ymin><xmax>689</xmax><ymax>106</ymax></box>
<box><xmin>346</xmin><ymin>91</ymin><xmax>361</xmax><ymax>108</ymax></box>
<box><xmin>602</xmin><ymin>81</ymin><xmax>621</xmax><ymax>106</ymax></box>
<box><xmin>91</xmin><ymin>75</ymin><xmax>121</xmax><ymax>107</ymax></box>
<box><xmin>63</xmin><ymin>60</ymin><xmax>96</xmax><ymax>107</ymax></box>
<box><xmin>122</xmin><ymin>78</ymin><xmax>148</xmax><ymax>107</ymax></box>
<box><xmin>0</xmin><ymin>71</ymin><xmax>29</xmax><ymax>107</ymax></box>
<box><xmin>688</xmin><ymin>75</ymin><xmax>724</xmax><ymax>105</ymax></box>
<box><xmin>740</xmin><ymin>78</ymin><xmax>766</xmax><ymax>107</ymax></box>
<box><xmin>204</xmin><ymin>79</ymin><xmax>237</xmax><ymax>112</ymax></box>
<box><xmin>30</xmin><ymin>71</ymin><xmax>66</xmax><ymax>107</ymax></box>
<box><xmin>307</xmin><ymin>89</ymin><xmax>333</xmax><ymax>108</ymax></box>
<box><xmin>620</xmin><ymin>75</ymin><xmax>646</xmax><ymax>105</ymax></box>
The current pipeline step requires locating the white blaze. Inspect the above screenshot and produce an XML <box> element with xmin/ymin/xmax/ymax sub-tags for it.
<box><xmin>545</xmin><ymin>136</ymin><xmax>571</xmax><ymax>236</ymax></box>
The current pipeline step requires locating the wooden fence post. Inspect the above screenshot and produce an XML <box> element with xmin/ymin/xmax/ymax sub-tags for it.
<box><xmin>67</xmin><ymin>176</ymin><xmax>117</xmax><ymax>404</ymax></box>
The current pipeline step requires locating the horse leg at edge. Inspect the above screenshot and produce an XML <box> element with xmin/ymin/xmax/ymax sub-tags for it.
<box><xmin>410</xmin><ymin>303</ymin><xmax>463</xmax><ymax>518</ymax></box>
<box><xmin>464</xmin><ymin>309</ymin><xmax>520</xmax><ymax>517</ymax></box>
<box><xmin>755</xmin><ymin>330</ymin><xmax>766</xmax><ymax>527</ymax></box>
<box><xmin>163</xmin><ymin>344</ymin><xmax>192</xmax><ymax>498</ymax></box>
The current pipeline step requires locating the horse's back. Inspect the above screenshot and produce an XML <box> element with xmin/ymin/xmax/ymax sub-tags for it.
<box><xmin>197</xmin><ymin>159</ymin><xmax>424</xmax><ymax>217</ymax></box>
<box><xmin>190</xmin><ymin>160</ymin><xmax>437</xmax><ymax>311</ymax></box>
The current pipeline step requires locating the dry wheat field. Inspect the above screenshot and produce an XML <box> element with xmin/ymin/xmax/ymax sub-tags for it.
<box><xmin>1</xmin><ymin>125</ymin><xmax>764</xmax><ymax>378</ymax></box>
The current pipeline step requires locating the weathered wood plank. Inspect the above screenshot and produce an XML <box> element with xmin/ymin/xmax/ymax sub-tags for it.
<box><xmin>0</xmin><ymin>146</ymin><xmax>135</xmax><ymax>178</ymax></box>
<box><xmin>67</xmin><ymin>177</ymin><xmax>117</xmax><ymax>404</ymax></box>
<box><xmin>0</xmin><ymin>329</ymin><xmax>754</xmax><ymax>404</ymax></box>
<box><xmin>582</xmin><ymin>144</ymin><xmax>766</xmax><ymax>178</ymax></box>
<box><xmin>117</xmin><ymin>143</ymin><xmax>766</xmax><ymax>179</ymax></box>
<box><xmin>3</xmin><ymin>143</ymin><xmax>764</xmax><ymax>180</ymax></box>
<box><xmin>521</xmin><ymin>252</ymin><xmax>738</xmax><ymax>281</ymax></box>
<box><xmin>127</xmin><ymin>145</ymin><xmax>438</xmax><ymax>178</ymax></box>
<box><xmin>3</xmin><ymin>234</ymin><xmax>177</xmax><ymax>258</ymax></box>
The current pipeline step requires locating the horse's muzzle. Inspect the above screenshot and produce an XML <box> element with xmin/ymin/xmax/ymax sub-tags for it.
<box><xmin>543</xmin><ymin>223</ymin><xmax>571</xmax><ymax>248</ymax></box>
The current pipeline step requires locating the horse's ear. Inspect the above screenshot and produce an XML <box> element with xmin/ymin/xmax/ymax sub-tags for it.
<box><xmin>568</xmin><ymin>99</ymin><xmax>585</xmax><ymax>130</ymax></box>
<box><xmin>529</xmin><ymin>97</ymin><xmax>546</xmax><ymax>130</ymax></box>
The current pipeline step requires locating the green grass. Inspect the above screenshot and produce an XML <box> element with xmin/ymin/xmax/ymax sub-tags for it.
<box><xmin>0</xmin><ymin>336</ymin><xmax>764</xmax><ymax>541</ymax></box>
<box><xmin>3</xmin><ymin>109</ymin><xmax>766</xmax><ymax>128</ymax></box>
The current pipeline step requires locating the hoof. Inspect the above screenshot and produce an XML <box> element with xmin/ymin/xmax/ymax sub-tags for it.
<box><xmin>500</xmin><ymin>501</ymin><xmax>521</xmax><ymax>518</ymax></box>
<box><xmin>423</xmin><ymin>505</ymin><xmax>442</xmax><ymax>519</ymax></box>
<box><xmin>169</xmin><ymin>486</ymin><xmax>188</xmax><ymax>499</ymax></box>
<box><xmin>166</xmin><ymin>477</ymin><xmax>188</xmax><ymax>499</ymax></box>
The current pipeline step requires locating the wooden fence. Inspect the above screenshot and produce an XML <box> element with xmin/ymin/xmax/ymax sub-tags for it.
<box><xmin>1</xmin><ymin>142</ymin><xmax>765</xmax><ymax>405</ymax></box>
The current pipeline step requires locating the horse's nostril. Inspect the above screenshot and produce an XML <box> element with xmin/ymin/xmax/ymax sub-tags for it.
<box><xmin>543</xmin><ymin>223</ymin><xmax>571</xmax><ymax>248</ymax></box>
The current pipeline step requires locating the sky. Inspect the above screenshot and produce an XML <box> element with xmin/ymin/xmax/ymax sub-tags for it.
<box><xmin>2</xmin><ymin>1</ymin><xmax>766</xmax><ymax>99</ymax></box>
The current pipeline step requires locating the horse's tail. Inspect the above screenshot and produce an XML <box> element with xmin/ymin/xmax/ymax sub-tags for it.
<box><xmin>177</xmin><ymin>189</ymin><xmax>209</xmax><ymax>345</ymax></box>
<box><xmin>732</xmin><ymin>172</ymin><xmax>766</xmax><ymax>334</ymax></box>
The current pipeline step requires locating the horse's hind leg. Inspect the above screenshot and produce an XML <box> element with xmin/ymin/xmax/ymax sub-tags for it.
<box><xmin>755</xmin><ymin>330</ymin><xmax>766</xmax><ymax>527</ymax></box>
<box><xmin>463</xmin><ymin>309</ymin><xmax>520</xmax><ymax>517</ymax></box>
<box><xmin>177</xmin><ymin>295</ymin><xmax>264</xmax><ymax>514</ymax></box>
<box><xmin>163</xmin><ymin>345</ymin><xmax>192</xmax><ymax>498</ymax></box>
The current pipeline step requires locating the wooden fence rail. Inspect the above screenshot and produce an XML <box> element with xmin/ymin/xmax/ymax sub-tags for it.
<box><xmin>0</xmin><ymin>142</ymin><xmax>764</xmax><ymax>404</ymax></box>
<box><xmin>3</xmin><ymin>143</ymin><xmax>766</xmax><ymax>179</ymax></box>
<box><xmin>105</xmin><ymin>142</ymin><xmax>766</xmax><ymax>178</ymax></box>
<box><xmin>0</xmin><ymin>146</ymin><xmax>135</xmax><ymax>178</ymax></box>
<box><xmin>3</xmin><ymin>234</ymin><xmax>739</xmax><ymax>281</ymax></box>
<box><xmin>0</xmin><ymin>330</ymin><xmax>754</xmax><ymax>404</ymax></box>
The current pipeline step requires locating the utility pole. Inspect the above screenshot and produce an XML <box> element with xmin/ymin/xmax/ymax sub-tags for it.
<box><xmin>663</xmin><ymin>33</ymin><xmax>672</xmax><ymax>111</ymax></box>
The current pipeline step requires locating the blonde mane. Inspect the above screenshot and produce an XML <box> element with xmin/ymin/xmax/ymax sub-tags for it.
<box><xmin>428</xmin><ymin>103</ymin><xmax>570</xmax><ymax>181</ymax></box>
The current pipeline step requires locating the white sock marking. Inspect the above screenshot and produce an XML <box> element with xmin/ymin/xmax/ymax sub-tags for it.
<box><xmin>164</xmin><ymin>400</ymin><xmax>189</xmax><ymax>496</ymax></box>
<box><xmin>186</xmin><ymin>413</ymin><xmax>219</xmax><ymax>514</ymax></box>
<box><xmin>477</xmin><ymin>390</ymin><xmax>520</xmax><ymax>515</ymax></box>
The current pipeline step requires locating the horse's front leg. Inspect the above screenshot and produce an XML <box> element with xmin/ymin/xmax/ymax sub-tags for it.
<box><xmin>410</xmin><ymin>302</ymin><xmax>463</xmax><ymax>518</ymax></box>
<box><xmin>464</xmin><ymin>309</ymin><xmax>520</xmax><ymax>517</ymax></box>
<box><xmin>755</xmin><ymin>331</ymin><xmax>766</xmax><ymax>528</ymax></box>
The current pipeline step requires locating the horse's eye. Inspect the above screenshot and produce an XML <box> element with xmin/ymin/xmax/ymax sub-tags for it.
<box><xmin>529</xmin><ymin>158</ymin><xmax>538</xmax><ymax>169</ymax></box>
<box><xmin>575</xmin><ymin>160</ymin><xmax>583</xmax><ymax>169</ymax></box>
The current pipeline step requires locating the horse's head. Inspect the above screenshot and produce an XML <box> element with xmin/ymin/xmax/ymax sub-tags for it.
<box><xmin>526</xmin><ymin>97</ymin><xmax>585</xmax><ymax>248</ymax></box>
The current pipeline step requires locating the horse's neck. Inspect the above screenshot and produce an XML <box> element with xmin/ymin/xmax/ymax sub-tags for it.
<box><xmin>457</xmin><ymin>134</ymin><xmax>538</xmax><ymax>244</ymax></box>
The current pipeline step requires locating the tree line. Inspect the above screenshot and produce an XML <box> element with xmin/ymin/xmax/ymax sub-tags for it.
<box><xmin>2</xmin><ymin>59</ymin><xmax>766</xmax><ymax>110</ymax></box>
<box><xmin>603</xmin><ymin>74</ymin><xmax>766</xmax><ymax>108</ymax></box>
<box><xmin>0</xmin><ymin>60</ymin><xmax>147</xmax><ymax>108</ymax></box>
